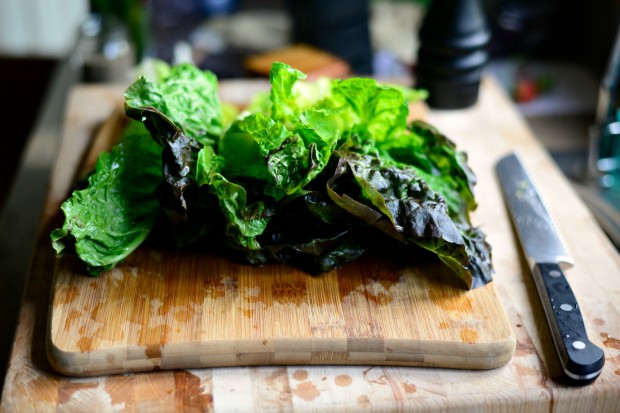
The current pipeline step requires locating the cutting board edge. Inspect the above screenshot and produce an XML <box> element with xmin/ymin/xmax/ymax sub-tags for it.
<box><xmin>46</xmin><ymin>252</ymin><xmax>517</xmax><ymax>377</ymax></box>
<box><xmin>45</xmin><ymin>93</ymin><xmax>517</xmax><ymax>377</ymax></box>
<box><xmin>46</xmin><ymin>333</ymin><xmax>516</xmax><ymax>377</ymax></box>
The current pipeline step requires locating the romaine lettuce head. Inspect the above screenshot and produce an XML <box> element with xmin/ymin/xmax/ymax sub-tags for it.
<box><xmin>51</xmin><ymin>59</ymin><xmax>492</xmax><ymax>289</ymax></box>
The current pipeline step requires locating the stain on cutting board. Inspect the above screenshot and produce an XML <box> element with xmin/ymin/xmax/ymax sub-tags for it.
<box><xmin>48</xmin><ymin>247</ymin><xmax>515</xmax><ymax>376</ymax></box>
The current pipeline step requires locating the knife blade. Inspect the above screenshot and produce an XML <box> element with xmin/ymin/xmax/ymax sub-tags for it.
<box><xmin>496</xmin><ymin>152</ymin><xmax>605</xmax><ymax>385</ymax></box>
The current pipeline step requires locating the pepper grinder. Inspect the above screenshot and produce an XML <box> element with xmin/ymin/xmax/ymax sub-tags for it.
<box><xmin>415</xmin><ymin>0</ymin><xmax>490</xmax><ymax>109</ymax></box>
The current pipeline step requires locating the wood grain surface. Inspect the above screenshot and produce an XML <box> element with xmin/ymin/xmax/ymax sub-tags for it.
<box><xmin>2</xmin><ymin>77</ymin><xmax>620</xmax><ymax>412</ymax></box>
<box><xmin>46</xmin><ymin>83</ymin><xmax>514</xmax><ymax>376</ymax></box>
<box><xmin>49</xmin><ymin>250</ymin><xmax>515</xmax><ymax>376</ymax></box>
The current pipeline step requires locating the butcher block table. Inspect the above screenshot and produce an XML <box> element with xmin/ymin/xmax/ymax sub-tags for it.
<box><xmin>2</xmin><ymin>75</ymin><xmax>620</xmax><ymax>412</ymax></box>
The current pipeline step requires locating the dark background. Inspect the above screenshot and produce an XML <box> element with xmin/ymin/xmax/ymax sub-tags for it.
<box><xmin>3</xmin><ymin>0</ymin><xmax>620</xmax><ymax>205</ymax></box>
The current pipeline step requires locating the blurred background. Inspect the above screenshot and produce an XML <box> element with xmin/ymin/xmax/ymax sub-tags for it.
<box><xmin>1</xmin><ymin>0</ymin><xmax>619</xmax><ymax>206</ymax></box>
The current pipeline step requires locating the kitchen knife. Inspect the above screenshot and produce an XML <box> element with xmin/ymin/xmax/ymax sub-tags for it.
<box><xmin>496</xmin><ymin>153</ymin><xmax>605</xmax><ymax>385</ymax></box>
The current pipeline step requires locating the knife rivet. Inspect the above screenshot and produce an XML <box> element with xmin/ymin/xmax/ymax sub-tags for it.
<box><xmin>549</xmin><ymin>270</ymin><xmax>562</xmax><ymax>278</ymax></box>
<box><xmin>573</xmin><ymin>341</ymin><xmax>586</xmax><ymax>350</ymax></box>
<box><xmin>560</xmin><ymin>303</ymin><xmax>573</xmax><ymax>311</ymax></box>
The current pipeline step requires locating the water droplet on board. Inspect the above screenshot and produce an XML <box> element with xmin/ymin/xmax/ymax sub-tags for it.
<box><xmin>601</xmin><ymin>332</ymin><xmax>620</xmax><ymax>350</ymax></box>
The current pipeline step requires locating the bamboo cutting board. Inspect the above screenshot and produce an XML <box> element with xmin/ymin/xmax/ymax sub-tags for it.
<box><xmin>47</xmin><ymin>90</ymin><xmax>515</xmax><ymax>377</ymax></box>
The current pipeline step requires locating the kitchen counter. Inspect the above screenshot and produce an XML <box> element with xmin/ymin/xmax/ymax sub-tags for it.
<box><xmin>0</xmin><ymin>55</ymin><xmax>78</xmax><ymax>394</ymax></box>
<box><xmin>1</xmin><ymin>75</ymin><xmax>620</xmax><ymax>412</ymax></box>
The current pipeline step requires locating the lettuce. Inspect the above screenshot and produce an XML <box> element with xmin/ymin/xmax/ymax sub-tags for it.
<box><xmin>124</xmin><ymin>62</ymin><xmax>223</xmax><ymax>146</ymax></box>
<box><xmin>51</xmin><ymin>121</ymin><xmax>162</xmax><ymax>274</ymax></box>
<box><xmin>51</xmin><ymin>60</ymin><xmax>493</xmax><ymax>289</ymax></box>
<box><xmin>326</xmin><ymin>149</ymin><xmax>492</xmax><ymax>288</ymax></box>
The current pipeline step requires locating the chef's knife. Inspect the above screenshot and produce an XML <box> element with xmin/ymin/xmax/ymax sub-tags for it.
<box><xmin>496</xmin><ymin>153</ymin><xmax>605</xmax><ymax>385</ymax></box>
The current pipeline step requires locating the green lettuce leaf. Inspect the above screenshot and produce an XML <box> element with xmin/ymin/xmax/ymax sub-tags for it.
<box><xmin>124</xmin><ymin>62</ymin><xmax>223</xmax><ymax>146</ymax></box>
<box><xmin>330</xmin><ymin>77</ymin><xmax>409</xmax><ymax>144</ymax></box>
<box><xmin>196</xmin><ymin>146</ymin><xmax>272</xmax><ymax>250</ymax></box>
<box><xmin>50</xmin><ymin>121</ymin><xmax>162</xmax><ymax>275</ymax></box>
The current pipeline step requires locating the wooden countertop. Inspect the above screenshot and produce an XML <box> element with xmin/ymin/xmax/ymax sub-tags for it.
<box><xmin>2</xmin><ymin>76</ymin><xmax>620</xmax><ymax>412</ymax></box>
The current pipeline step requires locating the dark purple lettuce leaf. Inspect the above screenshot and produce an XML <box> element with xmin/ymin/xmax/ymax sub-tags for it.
<box><xmin>379</xmin><ymin>120</ymin><xmax>478</xmax><ymax>224</ymax></box>
<box><xmin>326</xmin><ymin>149</ymin><xmax>493</xmax><ymax>288</ymax></box>
<box><xmin>223</xmin><ymin>189</ymin><xmax>366</xmax><ymax>275</ymax></box>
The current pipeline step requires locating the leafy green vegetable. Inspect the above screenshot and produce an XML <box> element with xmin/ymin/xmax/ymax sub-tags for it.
<box><xmin>379</xmin><ymin>120</ymin><xmax>477</xmax><ymax>224</ymax></box>
<box><xmin>51</xmin><ymin>121</ymin><xmax>162</xmax><ymax>275</ymax></box>
<box><xmin>326</xmin><ymin>149</ymin><xmax>492</xmax><ymax>288</ymax></box>
<box><xmin>51</xmin><ymin>60</ymin><xmax>494</xmax><ymax>289</ymax></box>
<box><xmin>196</xmin><ymin>145</ymin><xmax>273</xmax><ymax>250</ymax></box>
<box><xmin>125</xmin><ymin>62</ymin><xmax>223</xmax><ymax>146</ymax></box>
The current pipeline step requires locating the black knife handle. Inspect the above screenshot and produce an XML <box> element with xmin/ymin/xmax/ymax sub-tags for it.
<box><xmin>532</xmin><ymin>262</ymin><xmax>605</xmax><ymax>385</ymax></box>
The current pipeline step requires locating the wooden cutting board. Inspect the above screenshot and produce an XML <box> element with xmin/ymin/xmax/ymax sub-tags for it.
<box><xmin>47</xmin><ymin>94</ymin><xmax>515</xmax><ymax>377</ymax></box>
